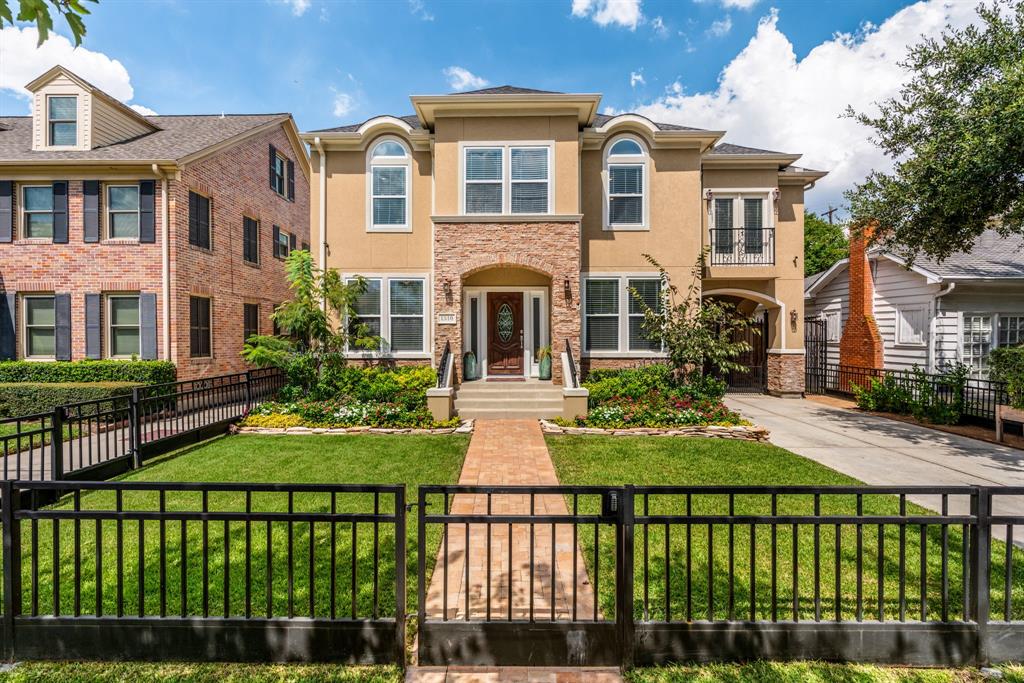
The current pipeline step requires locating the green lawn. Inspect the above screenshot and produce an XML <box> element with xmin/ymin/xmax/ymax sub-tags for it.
<box><xmin>15</xmin><ymin>434</ymin><xmax>469</xmax><ymax>620</ymax></box>
<box><xmin>547</xmin><ymin>435</ymin><xmax>1024</xmax><ymax>623</ymax></box>
<box><xmin>0</xmin><ymin>663</ymin><xmax>401</xmax><ymax>683</ymax></box>
<box><xmin>626</xmin><ymin>662</ymin><xmax>1024</xmax><ymax>682</ymax></box>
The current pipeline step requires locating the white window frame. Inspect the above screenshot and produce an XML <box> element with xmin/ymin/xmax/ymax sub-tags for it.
<box><xmin>106</xmin><ymin>294</ymin><xmax>141</xmax><ymax>359</ymax></box>
<box><xmin>274</xmin><ymin>229</ymin><xmax>290</xmax><ymax>259</ymax></box>
<box><xmin>20</xmin><ymin>184</ymin><xmax>54</xmax><ymax>240</ymax></box>
<box><xmin>997</xmin><ymin>314</ymin><xmax>1024</xmax><ymax>348</ymax></box>
<box><xmin>22</xmin><ymin>294</ymin><xmax>56</xmax><ymax>360</ymax></box>
<box><xmin>105</xmin><ymin>183</ymin><xmax>141</xmax><ymax>240</ymax></box>
<box><xmin>581</xmin><ymin>274</ymin><xmax>668</xmax><ymax>357</ymax></box>
<box><xmin>462</xmin><ymin>286</ymin><xmax>549</xmax><ymax>379</ymax></box>
<box><xmin>707</xmin><ymin>190</ymin><xmax>775</xmax><ymax>261</ymax></box>
<box><xmin>896</xmin><ymin>305</ymin><xmax>929</xmax><ymax>347</ymax></box>
<box><xmin>47</xmin><ymin>95</ymin><xmax>77</xmax><ymax>147</ymax></box>
<box><xmin>345</xmin><ymin>274</ymin><xmax>430</xmax><ymax>358</ymax></box>
<box><xmin>603</xmin><ymin>134</ymin><xmax>649</xmax><ymax>231</ymax></box>
<box><xmin>962</xmin><ymin>314</ymin><xmax>993</xmax><ymax>378</ymax></box>
<box><xmin>459</xmin><ymin>142</ymin><xmax>553</xmax><ymax>216</ymax></box>
<box><xmin>366</xmin><ymin>136</ymin><xmax>412</xmax><ymax>232</ymax></box>
<box><xmin>824</xmin><ymin>310</ymin><xmax>841</xmax><ymax>342</ymax></box>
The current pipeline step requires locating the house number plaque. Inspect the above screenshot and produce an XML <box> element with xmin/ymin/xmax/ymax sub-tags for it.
<box><xmin>437</xmin><ymin>313</ymin><xmax>457</xmax><ymax>325</ymax></box>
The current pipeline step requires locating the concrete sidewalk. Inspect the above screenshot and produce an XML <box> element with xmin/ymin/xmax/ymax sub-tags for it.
<box><xmin>725</xmin><ymin>394</ymin><xmax>1024</xmax><ymax>523</ymax></box>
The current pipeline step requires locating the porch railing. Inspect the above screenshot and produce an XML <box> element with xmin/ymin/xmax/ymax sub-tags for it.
<box><xmin>710</xmin><ymin>228</ymin><xmax>776</xmax><ymax>266</ymax></box>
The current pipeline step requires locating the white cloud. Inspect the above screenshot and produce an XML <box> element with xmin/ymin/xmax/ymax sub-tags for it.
<box><xmin>281</xmin><ymin>0</ymin><xmax>311</xmax><ymax>16</ymax></box>
<box><xmin>630</xmin><ymin>70</ymin><xmax>645</xmax><ymax>88</ymax></box>
<box><xmin>696</xmin><ymin>0</ymin><xmax>759</xmax><ymax>8</ymax></box>
<box><xmin>707</xmin><ymin>15</ymin><xmax>732</xmax><ymax>37</ymax></box>
<box><xmin>622</xmin><ymin>1</ymin><xmax>980</xmax><ymax>211</ymax></box>
<box><xmin>443</xmin><ymin>66</ymin><xmax>488</xmax><ymax>92</ymax></box>
<box><xmin>571</xmin><ymin>0</ymin><xmax>643</xmax><ymax>30</ymax></box>
<box><xmin>129</xmin><ymin>104</ymin><xmax>158</xmax><ymax>116</ymax></box>
<box><xmin>651</xmin><ymin>15</ymin><xmax>668</xmax><ymax>36</ymax></box>
<box><xmin>332</xmin><ymin>92</ymin><xmax>355</xmax><ymax>117</ymax></box>
<box><xmin>0</xmin><ymin>26</ymin><xmax>155</xmax><ymax>113</ymax></box>
<box><xmin>409</xmin><ymin>0</ymin><xmax>434</xmax><ymax>21</ymax></box>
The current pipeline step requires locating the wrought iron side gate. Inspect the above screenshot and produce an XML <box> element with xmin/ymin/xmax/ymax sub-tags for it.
<box><xmin>722</xmin><ymin>311</ymin><xmax>769</xmax><ymax>393</ymax></box>
<box><xmin>804</xmin><ymin>316</ymin><xmax>828</xmax><ymax>394</ymax></box>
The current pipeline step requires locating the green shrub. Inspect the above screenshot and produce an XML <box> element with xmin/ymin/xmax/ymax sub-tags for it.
<box><xmin>991</xmin><ymin>345</ymin><xmax>1024</xmax><ymax>409</ymax></box>
<box><xmin>280</xmin><ymin>364</ymin><xmax>436</xmax><ymax>410</ymax></box>
<box><xmin>852</xmin><ymin>364</ymin><xmax>968</xmax><ymax>425</ymax></box>
<box><xmin>240</xmin><ymin>413</ymin><xmax>304</xmax><ymax>429</ymax></box>
<box><xmin>0</xmin><ymin>360</ymin><xmax>175</xmax><ymax>385</ymax></box>
<box><xmin>0</xmin><ymin>382</ymin><xmax>141</xmax><ymax>417</ymax></box>
<box><xmin>245</xmin><ymin>399</ymin><xmax>459</xmax><ymax>429</ymax></box>
<box><xmin>583</xmin><ymin>364</ymin><xmax>726</xmax><ymax>407</ymax></box>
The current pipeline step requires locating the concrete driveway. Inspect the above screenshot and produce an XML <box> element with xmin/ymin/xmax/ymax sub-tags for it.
<box><xmin>724</xmin><ymin>394</ymin><xmax>1024</xmax><ymax>525</ymax></box>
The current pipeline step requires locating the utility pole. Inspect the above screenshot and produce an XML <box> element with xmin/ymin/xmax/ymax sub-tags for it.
<box><xmin>823</xmin><ymin>205</ymin><xmax>838</xmax><ymax>225</ymax></box>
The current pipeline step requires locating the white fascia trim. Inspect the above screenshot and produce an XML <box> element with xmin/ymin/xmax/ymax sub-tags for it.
<box><xmin>878</xmin><ymin>252</ymin><xmax>943</xmax><ymax>284</ymax></box>
<box><xmin>804</xmin><ymin>258</ymin><xmax>850</xmax><ymax>298</ymax></box>
<box><xmin>592</xmin><ymin>114</ymin><xmax>660</xmax><ymax>135</ymax></box>
<box><xmin>357</xmin><ymin>115</ymin><xmax>415</xmax><ymax>135</ymax></box>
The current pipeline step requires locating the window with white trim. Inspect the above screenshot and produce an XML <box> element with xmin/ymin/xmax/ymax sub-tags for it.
<box><xmin>368</xmin><ymin>138</ymin><xmax>410</xmax><ymax>230</ymax></box>
<box><xmin>23</xmin><ymin>295</ymin><xmax>56</xmax><ymax>359</ymax></box>
<box><xmin>106</xmin><ymin>184</ymin><xmax>140</xmax><ymax>239</ymax></box>
<box><xmin>107</xmin><ymin>295</ymin><xmax>141</xmax><ymax>358</ymax></box>
<box><xmin>825</xmin><ymin>311</ymin><xmax>840</xmax><ymax>342</ymax></box>
<box><xmin>710</xmin><ymin>193</ymin><xmax>772</xmax><ymax>259</ymax></box>
<box><xmin>583</xmin><ymin>276</ymin><xmax>663</xmax><ymax>353</ymax></box>
<box><xmin>998</xmin><ymin>315</ymin><xmax>1024</xmax><ymax>347</ymax></box>
<box><xmin>47</xmin><ymin>96</ymin><xmax>77</xmax><ymax>146</ymax></box>
<box><xmin>896</xmin><ymin>305</ymin><xmax>928</xmax><ymax>346</ymax></box>
<box><xmin>347</xmin><ymin>277</ymin><xmax>427</xmax><ymax>354</ymax></box>
<box><xmin>21</xmin><ymin>185</ymin><xmax>54</xmax><ymax>239</ymax></box>
<box><xmin>962</xmin><ymin>313</ymin><xmax>1024</xmax><ymax>378</ymax></box>
<box><xmin>463</xmin><ymin>144</ymin><xmax>551</xmax><ymax>215</ymax></box>
<box><xmin>605</xmin><ymin>136</ymin><xmax>646</xmax><ymax>229</ymax></box>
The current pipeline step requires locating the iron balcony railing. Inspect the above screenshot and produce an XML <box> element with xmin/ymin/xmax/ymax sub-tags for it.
<box><xmin>709</xmin><ymin>228</ymin><xmax>776</xmax><ymax>265</ymax></box>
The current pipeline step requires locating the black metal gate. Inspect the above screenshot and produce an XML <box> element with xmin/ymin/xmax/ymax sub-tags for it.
<box><xmin>804</xmin><ymin>317</ymin><xmax>828</xmax><ymax>394</ymax></box>
<box><xmin>722</xmin><ymin>311</ymin><xmax>769</xmax><ymax>393</ymax></box>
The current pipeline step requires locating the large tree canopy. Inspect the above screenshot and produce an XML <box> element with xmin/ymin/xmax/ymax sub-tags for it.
<box><xmin>804</xmin><ymin>211</ymin><xmax>848</xmax><ymax>276</ymax></box>
<box><xmin>0</xmin><ymin>0</ymin><xmax>95</xmax><ymax>45</ymax></box>
<box><xmin>845</xmin><ymin>1</ymin><xmax>1024</xmax><ymax>263</ymax></box>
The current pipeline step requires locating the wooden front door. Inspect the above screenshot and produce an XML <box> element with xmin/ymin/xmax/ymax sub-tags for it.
<box><xmin>487</xmin><ymin>292</ymin><xmax>524</xmax><ymax>376</ymax></box>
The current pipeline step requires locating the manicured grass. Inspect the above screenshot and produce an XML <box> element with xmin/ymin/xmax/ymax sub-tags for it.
<box><xmin>17</xmin><ymin>434</ymin><xmax>469</xmax><ymax>620</ymax></box>
<box><xmin>0</xmin><ymin>662</ymin><xmax>401</xmax><ymax>683</ymax></box>
<box><xmin>547</xmin><ymin>436</ymin><xmax>1024</xmax><ymax>623</ymax></box>
<box><xmin>626</xmin><ymin>662</ymin><xmax>1024</xmax><ymax>682</ymax></box>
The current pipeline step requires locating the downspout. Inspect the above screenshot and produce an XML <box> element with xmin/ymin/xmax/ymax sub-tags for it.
<box><xmin>313</xmin><ymin>136</ymin><xmax>327</xmax><ymax>312</ymax></box>
<box><xmin>930</xmin><ymin>281</ymin><xmax>956</xmax><ymax>372</ymax></box>
<box><xmin>152</xmin><ymin>163</ymin><xmax>171</xmax><ymax>361</ymax></box>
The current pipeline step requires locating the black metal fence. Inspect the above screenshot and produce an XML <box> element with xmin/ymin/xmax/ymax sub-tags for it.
<box><xmin>709</xmin><ymin>228</ymin><xmax>776</xmax><ymax>266</ymax></box>
<box><xmin>0</xmin><ymin>479</ymin><xmax>405</xmax><ymax>663</ymax></box>
<box><xmin>416</xmin><ymin>484</ymin><xmax>1024</xmax><ymax>668</ymax></box>
<box><xmin>806</xmin><ymin>363</ymin><xmax>1010</xmax><ymax>424</ymax></box>
<box><xmin>0</xmin><ymin>368</ymin><xmax>284</xmax><ymax>484</ymax></box>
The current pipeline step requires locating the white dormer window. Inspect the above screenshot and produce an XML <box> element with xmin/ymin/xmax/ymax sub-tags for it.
<box><xmin>47</xmin><ymin>96</ymin><xmax>77</xmax><ymax>146</ymax></box>
<box><xmin>367</xmin><ymin>137</ymin><xmax>411</xmax><ymax>232</ymax></box>
<box><xmin>604</xmin><ymin>135</ymin><xmax>648</xmax><ymax>230</ymax></box>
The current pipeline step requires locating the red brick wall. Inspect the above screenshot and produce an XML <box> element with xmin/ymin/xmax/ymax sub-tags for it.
<box><xmin>839</xmin><ymin>229</ymin><xmax>884</xmax><ymax>370</ymax></box>
<box><xmin>172</xmin><ymin>125</ymin><xmax>310</xmax><ymax>380</ymax></box>
<box><xmin>2</xmin><ymin>179</ymin><xmax>166</xmax><ymax>360</ymax></box>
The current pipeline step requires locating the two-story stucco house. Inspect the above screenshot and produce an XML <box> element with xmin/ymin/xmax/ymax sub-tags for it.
<box><xmin>302</xmin><ymin>86</ymin><xmax>825</xmax><ymax>417</ymax></box>
<box><xmin>0</xmin><ymin>66</ymin><xmax>310</xmax><ymax>380</ymax></box>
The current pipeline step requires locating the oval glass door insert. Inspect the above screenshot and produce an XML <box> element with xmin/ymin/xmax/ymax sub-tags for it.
<box><xmin>497</xmin><ymin>303</ymin><xmax>514</xmax><ymax>342</ymax></box>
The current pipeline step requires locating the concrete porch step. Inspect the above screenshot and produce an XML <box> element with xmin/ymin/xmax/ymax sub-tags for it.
<box><xmin>454</xmin><ymin>406</ymin><xmax>564</xmax><ymax>420</ymax></box>
<box><xmin>454</xmin><ymin>396</ymin><xmax>563</xmax><ymax>409</ymax></box>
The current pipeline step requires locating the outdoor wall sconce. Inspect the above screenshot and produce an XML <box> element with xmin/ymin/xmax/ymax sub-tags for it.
<box><xmin>563</xmin><ymin>278</ymin><xmax>573</xmax><ymax>303</ymax></box>
<box><xmin>790</xmin><ymin>309</ymin><xmax>798</xmax><ymax>332</ymax></box>
<box><xmin>773</xmin><ymin>188</ymin><xmax>781</xmax><ymax>216</ymax></box>
<box><xmin>442</xmin><ymin>278</ymin><xmax>452</xmax><ymax>304</ymax></box>
<box><xmin>704</xmin><ymin>189</ymin><xmax>714</xmax><ymax>214</ymax></box>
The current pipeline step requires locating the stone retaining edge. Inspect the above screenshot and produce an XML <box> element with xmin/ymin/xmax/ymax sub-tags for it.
<box><xmin>539</xmin><ymin>419</ymin><xmax>770</xmax><ymax>441</ymax></box>
<box><xmin>236</xmin><ymin>419</ymin><xmax>475</xmax><ymax>436</ymax></box>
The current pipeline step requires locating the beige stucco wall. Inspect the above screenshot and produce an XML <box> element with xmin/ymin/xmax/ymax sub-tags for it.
<box><xmin>580</xmin><ymin>141</ymin><xmax>703</xmax><ymax>292</ymax></box>
<box><xmin>433</xmin><ymin>115</ymin><xmax>579</xmax><ymax>215</ymax></box>
<box><xmin>313</xmin><ymin>138</ymin><xmax>433</xmax><ymax>274</ymax></box>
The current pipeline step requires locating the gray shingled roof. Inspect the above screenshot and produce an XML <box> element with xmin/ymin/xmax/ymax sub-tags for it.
<box><xmin>709</xmin><ymin>142</ymin><xmax>788</xmax><ymax>156</ymax></box>
<box><xmin>0</xmin><ymin>114</ymin><xmax>287</xmax><ymax>162</ymax></box>
<box><xmin>804</xmin><ymin>270</ymin><xmax>827</xmax><ymax>291</ymax></box>
<box><xmin>309</xmin><ymin>114</ymin><xmax>423</xmax><ymax>134</ymax></box>
<box><xmin>911</xmin><ymin>230</ymin><xmax>1024</xmax><ymax>279</ymax></box>
<box><xmin>452</xmin><ymin>85</ymin><xmax>562</xmax><ymax>95</ymax></box>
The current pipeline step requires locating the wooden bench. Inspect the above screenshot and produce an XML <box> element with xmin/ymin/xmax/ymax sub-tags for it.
<box><xmin>996</xmin><ymin>404</ymin><xmax>1024</xmax><ymax>442</ymax></box>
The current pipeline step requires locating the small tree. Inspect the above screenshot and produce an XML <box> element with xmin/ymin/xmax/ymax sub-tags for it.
<box><xmin>242</xmin><ymin>249</ymin><xmax>378</xmax><ymax>394</ymax></box>
<box><xmin>629</xmin><ymin>252</ymin><xmax>760</xmax><ymax>381</ymax></box>
<box><xmin>804</xmin><ymin>211</ymin><xmax>848</xmax><ymax>276</ymax></box>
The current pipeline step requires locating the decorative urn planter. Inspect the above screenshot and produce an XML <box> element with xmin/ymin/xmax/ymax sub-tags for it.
<box><xmin>463</xmin><ymin>351</ymin><xmax>478</xmax><ymax>382</ymax></box>
<box><xmin>538</xmin><ymin>346</ymin><xmax>552</xmax><ymax>381</ymax></box>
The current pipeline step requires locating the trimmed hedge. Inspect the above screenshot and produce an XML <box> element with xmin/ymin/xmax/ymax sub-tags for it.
<box><xmin>0</xmin><ymin>360</ymin><xmax>175</xmax><ymax>385</ymax></box>
<box><xmin>0</xmin><ymin>382</ymin><xmax>141</xmax><ymax>418</ymax></box>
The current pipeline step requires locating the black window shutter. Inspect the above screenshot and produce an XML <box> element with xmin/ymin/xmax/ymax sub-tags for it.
<box><xmin>0</xmin><ymin>292</ymin><xmax>15</xmax><ymax>360</ymax></box>
<box><xmin>199</xmin><ymin>195</ymin><xmax>210</xmax><ymax>248</ymax></box>
<box><xmin>272</xmin><ymin>225</ymin><xmax>280</xmax><ymax>258</ymax></box>
<box><xmin>188</xmin><ymin>191</ymin><xmax>199</xmax><ymax>245</ymax></box>
<box><xmin>140</xmin><ymin>292</ymin><xmax>157</xmax><ymax>360</ymax></box>
<box><xmin>287</xmin><ymin>158</ymin><xmax>295</xmax><ymax>201</ymax></box>
<box><xmin>139</xmin><ymin>180</ymin><xmax>155</xmax><ymax>243</ymax></box>
<box><xmin>301</xmin><ymin>242</ymin><xmax>309</xmax><ymax>252</ymax></box>
<box><xmin>1</xmin><ymin>181</ymin><xmax>14</xmax><ymax>243</ymax></box>
<box><xmin>83</xmin><ymin>180</ymin><xmax>99</xmax><ymax>242</ymax></box>
<box><xmin>269</xmin><ymin>144</ymin><xmax>277</xmax><ymax>190</ymax></box>
<box><xmin>289</xmin><ymin>232</ymin><xmax>296</xmax><ymax>252</ymax></box>
<box><xmin>52</xmin><ymin>181</ymin><xmax>68</xmax><ymax>244</ymax></box>
<box><xmin>84</xmin><ymin>293</ymin><xmax>101</xmax><ymax>359</ymax></box>
<box><xmin>54</xmin><ymin>292</ymin><xmax>71</xmax><ymax>360</ymax></box>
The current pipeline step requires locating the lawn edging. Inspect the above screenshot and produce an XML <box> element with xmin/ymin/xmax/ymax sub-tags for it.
<box><xmin>540</xmin><ymin>419</ymin><xmax>769</xmax><ymax>441</ymax></box>
<box><xmin>236</xmin><ymin>419</ymin><xmax>474</xmax><ymax>436</ymax></box>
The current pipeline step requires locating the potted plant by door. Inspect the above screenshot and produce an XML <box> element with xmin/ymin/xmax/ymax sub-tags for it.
<box><xmin>991</xmin><ymin>346</ymin><xmax>1024</xmax><ymax>442</ymax></box>
<box><xmin>537</xmin><ymin>346</ymin><xmax>552</xmax><ymax>381</ymax></box>
<box><xmin>463</xmin><ymin>351</ymin><xmax>478</xmax><ymax>381</ymax></box>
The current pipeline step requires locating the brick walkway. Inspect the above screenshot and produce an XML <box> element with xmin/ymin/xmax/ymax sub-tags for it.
<box><xmin>424</xmin><ymin>420</ymin><xmax>597</xmax><ymax>621</ymax></box>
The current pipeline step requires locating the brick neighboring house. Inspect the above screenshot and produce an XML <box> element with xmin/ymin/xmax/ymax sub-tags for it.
<box><xmin>0</xmin><ymin>66</ymin><xmax>310</xmax><ymax>380</ymax></box>
<box><xmin>302</xmin><ymin>85</ymin><xmax>826</xmax><ymax>414</ymax></box>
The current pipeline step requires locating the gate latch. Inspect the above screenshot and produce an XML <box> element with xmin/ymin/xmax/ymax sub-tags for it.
<box><xmin>601</xmin><ymin>490</ymin><xmax>619</xmax><ymax>517</ymax></box>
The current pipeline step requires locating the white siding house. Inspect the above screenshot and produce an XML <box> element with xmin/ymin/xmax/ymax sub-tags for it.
<box><xmin>805</xmin><ymin>231</ymin><xmax>1024</xmax><ymax>377</ymax></box>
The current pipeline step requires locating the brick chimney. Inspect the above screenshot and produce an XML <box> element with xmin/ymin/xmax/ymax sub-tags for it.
<box><xmin>839</xmin><ymin>225</ymin><xmax>884</xmax><ymax>369</ymax></box>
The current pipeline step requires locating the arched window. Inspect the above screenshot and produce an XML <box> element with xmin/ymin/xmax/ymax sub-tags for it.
<box><xmin>367</xmin><ymin>137</ymin><xmax>411</xmax><ymax>231</ymax></box>
<box><xmin>604</xmin><ymin>134</ymin><xmax>648</xmax><ymax>230</ymax></box>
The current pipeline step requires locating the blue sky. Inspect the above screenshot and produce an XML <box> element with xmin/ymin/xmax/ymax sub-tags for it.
<box><xmin>0</xmin><ymin>0</ymin><xmax>983</xmax><ymax>212</ymax></box>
